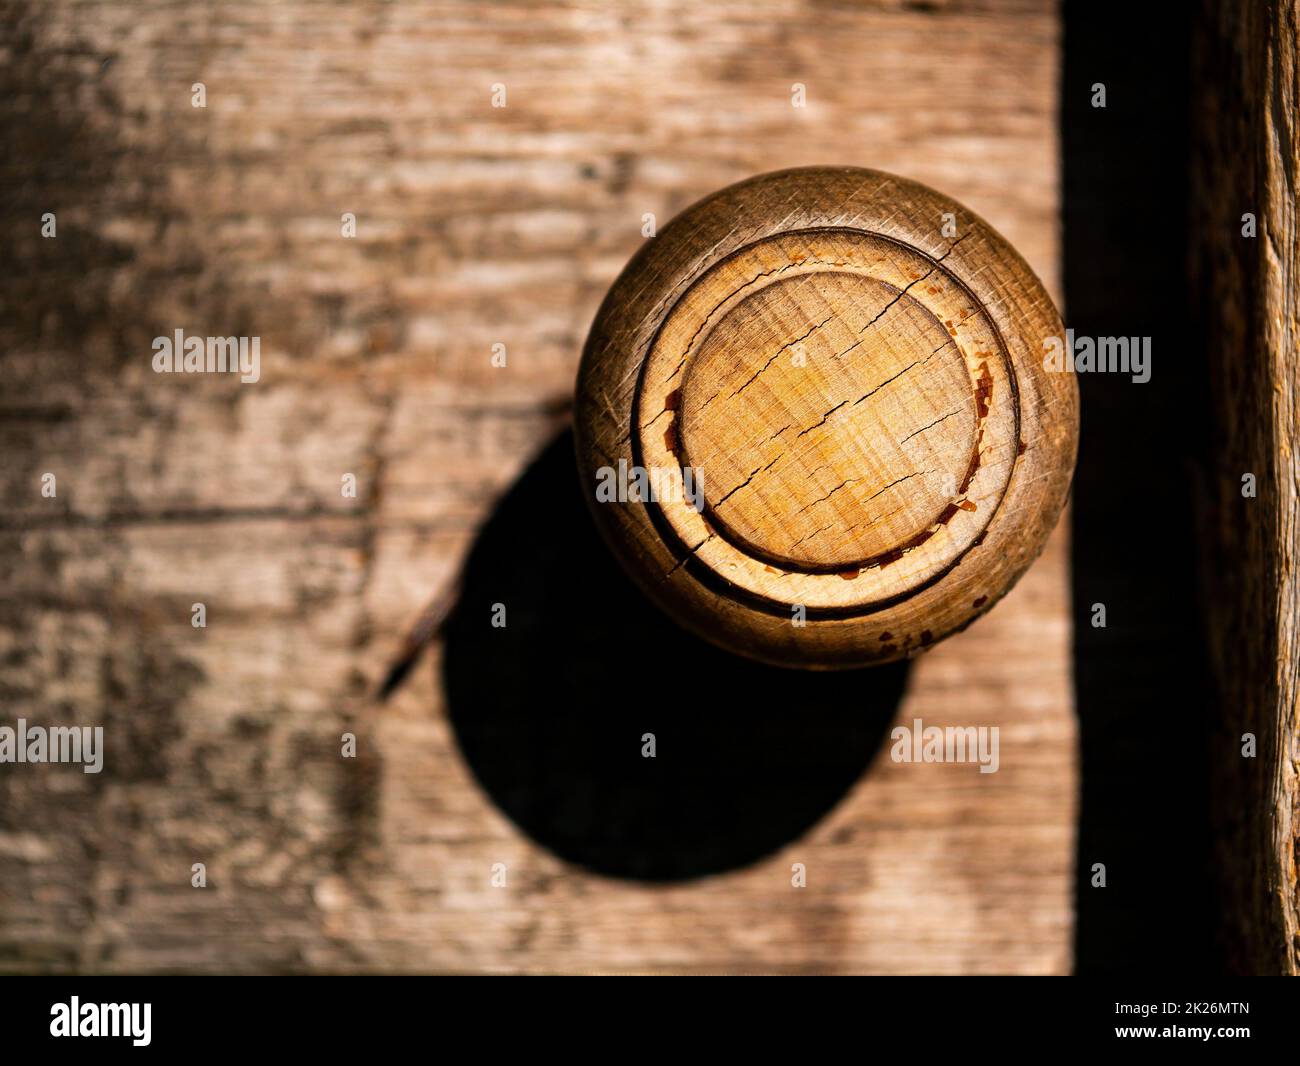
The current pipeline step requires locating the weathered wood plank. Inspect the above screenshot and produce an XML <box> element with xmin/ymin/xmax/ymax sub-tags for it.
<box><xmin>1193</xmin><ymin>0</ymin><xmax>1300</xmax><ymax>976</ymax></box>
<box><xmin>0</xmin><ymin>0</ymin><xmax>1070</xmax><ymax>974</ymax></box>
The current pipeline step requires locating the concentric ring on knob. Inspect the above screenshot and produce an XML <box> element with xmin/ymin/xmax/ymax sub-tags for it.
<box><xmin>635</xmin><ymin>228</ymin><xmax>1017</xmax><ymax>611</ymax></box>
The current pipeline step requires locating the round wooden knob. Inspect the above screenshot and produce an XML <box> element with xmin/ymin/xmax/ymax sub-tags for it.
<box><xmin>575</xmin><ymin>167</ymin><xmax>1077</xmax><ymax>668</ymax></box>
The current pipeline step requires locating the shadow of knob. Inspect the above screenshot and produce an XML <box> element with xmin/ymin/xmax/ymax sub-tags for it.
<box><xmin>443</xmin><ymin>432</ymin><xmax>909</xmax><ymax>882</ymax></box>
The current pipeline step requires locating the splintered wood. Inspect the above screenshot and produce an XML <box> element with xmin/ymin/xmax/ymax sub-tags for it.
<box><xmin>0</xmin><ymin>0</ymin><xmax>1072</xmax><ymax>974</ymax></box>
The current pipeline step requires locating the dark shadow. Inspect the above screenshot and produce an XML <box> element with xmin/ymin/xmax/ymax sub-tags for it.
<box><xmin>1063</xmin><ymin>1</ymin><xmax>1217</xmax><ymax>972</ymax></box>
<box><xmin>0</xmin><ymin>0</ymin><xmax>176</xmax><ymax>369</ymax></box>
<box><xmin>443</xmin><ymin>430</ymin><xmax>909</xmax><ymax>882</ymax></box>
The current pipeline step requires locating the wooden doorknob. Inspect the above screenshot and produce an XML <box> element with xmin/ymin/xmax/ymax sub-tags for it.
<box><xmin>574</xmin><ymin>167</ymin><xmax>1078</xmax><ymax>668</ymax></box>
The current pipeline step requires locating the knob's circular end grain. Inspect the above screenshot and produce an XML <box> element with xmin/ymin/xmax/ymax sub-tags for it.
<box><xmin>574</xmin><ymin>167</ymin><xmax>1078</xmax><ymax>668</ymax></box>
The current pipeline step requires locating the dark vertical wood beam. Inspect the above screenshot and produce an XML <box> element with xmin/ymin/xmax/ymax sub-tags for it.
<box><xmin>1192</xmin><ymin>0</ymin><xmax>1300</xmax><ymax>976</ymax></box>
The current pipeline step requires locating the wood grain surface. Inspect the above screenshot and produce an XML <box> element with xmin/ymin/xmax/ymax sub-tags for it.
<box><xmin>0</xmin><ymin>0</ymin><xmax>1072</xmax><ymax>973</ymax></box>
<box><xmin>1193</xmin><ymin>0</ymin><xmax>1300</xmax><ymax>976</ymax></box>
